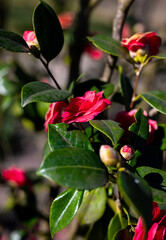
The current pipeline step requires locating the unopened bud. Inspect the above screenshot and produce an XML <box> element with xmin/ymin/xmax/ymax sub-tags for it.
<box><xmin>120</xmin><ymin>145</ymin><xmax>135</xmax><ymax>161</ymax></box>
<box><xmin>99</xmin><ymin>145</ymin><xmax>119</xmax><ymax>167</ymax></box>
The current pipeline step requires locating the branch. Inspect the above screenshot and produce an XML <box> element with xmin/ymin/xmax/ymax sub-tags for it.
<box><xmin>101</xmin><ymin>0</ymin><xmax>135</xmax><ymax>82</ymax></box>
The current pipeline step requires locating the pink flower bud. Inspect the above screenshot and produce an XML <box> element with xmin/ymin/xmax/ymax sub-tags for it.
<box><xmin>99</xmin><ymin>145</ymin><xmax>119</xmax><ymax>167</ymax></box>
<box><xmin>120</xmin><ymin>145</ymin><xmax>135</xmax><ymax>161</ymax></box>
<box><xmin>23</xmin><ymin>31</ymin><xmax>39</xmax><ymax>49</ymax></box>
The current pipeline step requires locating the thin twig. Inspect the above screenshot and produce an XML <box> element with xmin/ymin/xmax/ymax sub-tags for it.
<box><xmin>130</xmin><ymin>65</ymin><xmax>143</xmax><ymax>109</ymax></box>
<box><xmin>40</xmin><ymin>57</ymin><xmax>61</xmax><ymax>90</ymax></box>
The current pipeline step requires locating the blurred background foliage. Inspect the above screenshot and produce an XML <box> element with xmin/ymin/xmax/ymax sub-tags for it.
<box><xmin>0</xmin><ymin>0</ymin><xmax>166</xmax><ymax>239</ymax></box>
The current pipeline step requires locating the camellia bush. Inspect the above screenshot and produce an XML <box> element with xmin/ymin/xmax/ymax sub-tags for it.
<box><xmin>0</xmin><ymin>0</ymin><xmax>166</xmax><ymax>239</ymax></box>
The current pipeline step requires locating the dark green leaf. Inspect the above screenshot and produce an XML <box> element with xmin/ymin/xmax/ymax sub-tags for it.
<box><xmin>129</xmin><ymin>108</ymin><xmax>149</xmax><ymax>147</ymax></box>
<box><xmin>107</xmin><ymin>213</ymin><xmax>128</xmax><ymax>240</ymax></box>
<box><xmin>0</xmin><ymin>29</ymin><xmax>30</xmax><ymax>52</ymax></box>
<box><xmin>118</xmin><ymin>66</ymin><xmax>133</xmax><ymax>110</ymax></box>
<box><xmin>48</xmin><ymin>123</ymin><xmax>93</xmax><ymax>151</ymax></box>
<box><xmin>117</xmin><ymin>170</ymin><xmax>152</xmax><ymax>231</ymax></box>
<box><xmin>159</xmin><ymin>124</ymin><xmax>166</xmax><ymax>151</ymax></box>
<box><xmin>37</xmin><ymin>148</ymin><xmax>108</xmax><ymax>190</ymax></box>
<box><xmin>21</xmin><ymin>82</ymin><xmax>71</xmax><ymax>107</ymax></box>
<box><xmin>140</xmin><ymin>90</ymin><xmax>166</xmax><ymax>114</ymax></box>
<box><xmin>33</xmin><ymin>1</ymin><xmax>64</xmax><ymax>63</ymax></box>
<box><xmin>77</xmin><ymin>187</ymin><xmax>107</xmax><ymax>224</ymax></box>
<box><xmin>90</xmin><ymin>120</ymin><xmax>124</xmax><ymax>146</ymax></box>
<box><xmin>136</xmin><ymin>166</ymin><xmax>166</xmax><ymax>205</ymax></box>
<box><xmin>88</xmin><ymin>34</ymin><xmax>128</xmax><ymax>58</ymax></box>
<box><xmin>50</xmin><ymin>189</ymin><xmax>83</xmax><ymax>236</ymax></box>
<box><xmin>42</xmin><ymin>140</ymin><xmax>51</xmax><ymax>159</ymax></box>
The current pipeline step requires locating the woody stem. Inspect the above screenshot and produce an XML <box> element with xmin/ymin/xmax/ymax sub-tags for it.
<box><xmin>130</xmin><ymin>65</ymin><xmax>143</xmax><ymax>109</ymax></box>
<box><xmin>40</xmin><ymin>57</ymin><xmax>62</xmax><ymax>90</ymax></box>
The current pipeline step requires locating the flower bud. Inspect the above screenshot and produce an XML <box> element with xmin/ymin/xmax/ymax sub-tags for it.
<box><xmin>120</xmin><ymin>145</ymin><xmax>135</xmax><ymax>161</ymax></box>
<box><xmin>99</xmin><ymin>145</ymin><xmax>119</xmax><ymax>167</ymax></box>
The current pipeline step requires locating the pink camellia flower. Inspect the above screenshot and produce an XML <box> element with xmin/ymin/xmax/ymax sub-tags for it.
<box><xmin>23</xmin><ymin>31</ymin><xmax>39</xmax><ymax>48</ymax></box>
<box><xmin>84</xmin><ymin>44</ymin><xmax>104</xmax><ymax>60</ymax></box>
<box><xmin>115</xmin><ymin>109</ymin><xmax>158</xmax><ymax>144</ymax></box>
<box><xmin>2</xmin><ymin>166</ymin><xmax>27</xmax><ymax>187</ymax></box>
<box><xmin>44</xmin><ymin>101</ymin><xmax>68</xmax><ymax>131</ymax></box>
<box><xmin>62</xmin><ymin>91</ymin><xmax>111</xmax><ymax>124</ymax></box>
<box><xmin>133</xmin><ymin>202</ymin><xmax>166</xmax><ymax>240</ymax></box>
<box><xmin>121</xmin><ymin>32</ymin><xmax>161</xmax><ymax>63</ymax></box>
<box><xmin>58</xmin><ymin>12</ymin><xmax>75</xmax><ymax>30</ymax></box>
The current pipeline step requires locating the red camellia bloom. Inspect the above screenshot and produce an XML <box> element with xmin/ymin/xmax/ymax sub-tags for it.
<box><xmin>44</xmin><ymin>101</ymin><xmax>68</xmax><ymax>131</ymax></box>
<box><xmin>115</xmin><ymin>109</ymin><xmax>157</xmax><ymax>144</ymax></box>
<box><xmin>133</xmin><ymin>202</ymin><xmax>166</xmax><ymax>240</ymax></box>
<box><xmin>58</xmin><ymin>12</ymin><xmax>75</xmax><ymax>30</ymax></box>
<box><xmin>2</xmin><ymin>166</ymin><xmax>27</xmax><ymax>187</ymax></box>
<box><xmin>62</xmin><ymin>91</ymin><xmax>111</xmax><ymax>124</ymax></box>
<box><xmin>121</xmin><ymin>32</ymin><xmax>161</xmax><ymax>63</ymax></box>
<box><xmin>23</xmin><ymin>30</ymin><xmax>39</xmax><ymax>48</ymax></box>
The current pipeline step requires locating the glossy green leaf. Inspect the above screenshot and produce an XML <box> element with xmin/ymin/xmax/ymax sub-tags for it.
<box><xmin>107</xmin><ymin>213</ymin><xmax>128</xmax><ymax>240</ymax></box>
<box><xmin>42</xmin><ymin>141</ymin><xmax>51</xmax><ymax>159</ymax></box>
<box><xmin>50</xmin><ymin>189</ymin><xmax>83</xmax><ymax>237</ymax></box>
<box><xmin>21</xmin><ymin>82</ymin><xmax>71</xmax><ymax>107</ymax></box>
<box><xmin>118</xmin><ymin>66</ymin><xmax>133</xmax><ymax>110</ymax></box>
<box><xmin>0</xmin><ymin>29</ymin><xmax>30</xmax><ymax>52</ymax></box>
<box><xmin>37</xmin><ymin>148</ymin><xmax>108</xmax><ymax>190</ymax></box>
<box><xmin>140</xmin><ymin>90</ymin><xmax>166</xmax><ymax>114</ymax></box>
<box><xmin>88</xmin><ymin>34</ymin><xmax>128</xmax><ymax>58</ymax></box>
<box><xmin>129</xmin><ymin>108</ymin><xmax>149</xmax><ymax>147</ymax></box>
<box><xmin>159</xmin><ymin>124</ymin><xmax>166</xmax><ymax>151</ymax></box>
<box><xmin>33</xmin><ymin>1</ymin><xmax>64</xmax><ymax>63</ymax></box>
<box><xmin>90</xmin><ymin>120</ymin><xmax>124</xmax><ymax>146</ymax></box>
<box><xmin>77</xmin><ymin>187</ymin><xmax>107</xmax><ymax>224</ymax></box>
<box><xmin>136</xmin><ymin>166</ymin><xmax>166</xmax><ymax>205</ymax></box>
<box><xmin>48</xmin><ymin>123</ymin><xmax>93</xmax><ymax>151</ymax></box>
<box><xmin>117</xmin><ymin>170</ymin><xmax>152</xmax><ymax>230</ymax></box>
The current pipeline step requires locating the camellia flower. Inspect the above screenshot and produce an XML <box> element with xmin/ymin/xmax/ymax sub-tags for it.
<box><xmin>23</xmin><ymin>30</ymin><xmax>39</xmax><ymax>49</ymax></box>
<box><xmin>133</xmin><ymin>202</ymin><xmax>166</xmax><ymax>240</ymax></box>
<box><xmin>2</xmin><ymin>166</ymin><xmax>27</xmax><ymax>187</ymax></box>
<box><xmin>58</xmin><ymin>12</ymin><xmax>75</xmax><ymax>30</ymax></box>
<box><xmin>115</xmin><ymin>109</ymin><xmax>158</xmax><ymax>144</ymax></box>
<box><xmin>121</xmin><ymin>32</ymin><xmax>161</xmax><ymax>64</ymax></box>
<box><xmin>62</xmin><ymin>91</ymin><xmax>111</xmax><ymax>124</ymax></box>
<box><xmin>44</xmin><ymin>101</ymin><xmax>68</xmax><ymax>132</ymax></box>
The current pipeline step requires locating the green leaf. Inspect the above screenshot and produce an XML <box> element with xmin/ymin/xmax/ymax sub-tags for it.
<box><xmin>0</xmin><ymin>29</ymin><xmax>30</xmax><ymax>52</ymax></box>
<box><xmin>136</xmin><ymin>166</ymin><xmax>166</xmax><ymax>205</ymax></box>
<box><xmin>159</xmin><ymin>124</ymin><xmax>166</xmax><ymax>151</ymax></box>
<box><xmin>117</xmin><ymin>170</ymin><xmax>152</xmax><ymax>231</ymax></box>
<box><xmin>21</xmin><ymin>82</ymin><xmax>71</xmax><ymax>107</ymax></box>
<box><xmin>118</xmin><ymin>65</ymin><xmax>133</xmax><ymax>110</ymax></box>
<box><xmin>48</xmin><ymin>123</ymin><xmax>93</xmax><ymax>151</ymax></box>
<box><xmin>33</xmin><ymin>1</ymin><xmax>64</xmax><ymax>63</ymax></box>
<box><xmin>42</xmin><ymin>140</ymin><xmax>51</xmax><ymax>159</ymax></box>
<box><xmin>37</xmin><ymin>148</ymin><xmax>108</xmax><ymax>190</ymax></box>
<box><xmin>88</xmin><ymin>34</ymin><xmax>128</xmax><ymax>58</ymax></box>
<box><xmin>50</xmin><ymin>189</ymin><xmax>83</xmax><ymax>237</ymax></box>
<box><xmin>107</xmin><ymin>213</ymin><xmax>128</xmax><ymax>240</ymax></box>
<box><xmin>140</xmin><ymin>90</ymin><xmax>166</xmax><ymax>114</ymax></box>
<box><xmin>77</xmin><ymin>187</ymin><xmax>107</xmax><ymax>224</ymax></box>
<box><xmin>90</xmin><ymin>120</ymin><xmax>124</xmax><ymax>146</ymax></box>
<box><xmin>129</xmin><ymin>108</ymin><xmax>149</xmax><ymax>147</ymax></box>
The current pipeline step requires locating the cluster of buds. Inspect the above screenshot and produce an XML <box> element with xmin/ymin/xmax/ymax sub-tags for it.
<box><xmin>99</xmin><ymin>144</ymin><xmax>135</xmax><ymax>168</ymax></box>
